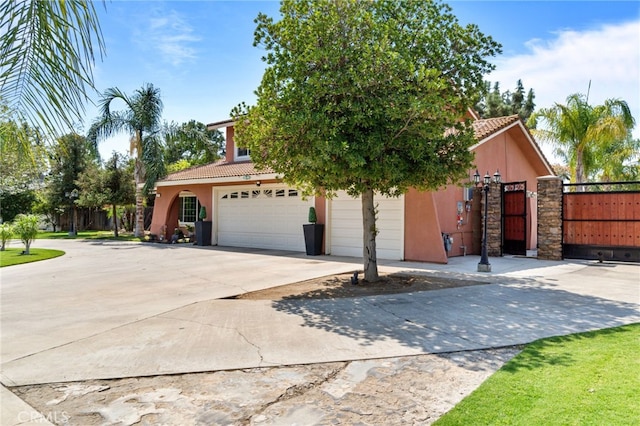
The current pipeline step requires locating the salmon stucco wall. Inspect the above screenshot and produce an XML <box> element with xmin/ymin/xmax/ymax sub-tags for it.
<box><xmin>432</xmin><ymin>185</ymin><xmax>476</xmax><ymax>257</ymax></box>
<box><xmin>314</xmin><ymin>194</ymin><xmax>327</xmax><ymax>253</ymax></box>
<box><xmin>469</xmin><ymin>127</ymin><xmax>544</xmax><ymax>251</ymax></box>
<box><xmin>225</xmin><ymin>126</ymin><xmax>235</xmax><ymax>163</ymax></box>
<box><xmin>404</xmin><ymin>189</ymin><xmax>448</xmax><ymax>263</ymax></box>
<box><xmin>151</xmin><ymin>184</ymin><xmax>213</xmax><ymax>239</ymax></box>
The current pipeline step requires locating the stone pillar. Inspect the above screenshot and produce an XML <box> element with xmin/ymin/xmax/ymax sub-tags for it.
<box><xmin>537</xmin><ymin>176</ymin><xmax>563</xmax><ymax>260</ymax></box>
<box><xmin>486</xmin><ymin>182</ymin><xmax>502</xmax><ymax>257</ymax></box>
<box><xmin>479</xmin><ymin>183</ymin><xmax>502</xmax><ymax>258</ymax></box>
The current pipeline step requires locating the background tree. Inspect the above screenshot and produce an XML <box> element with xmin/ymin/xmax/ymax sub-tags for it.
<box><xmin>1</xmin><ymin>0</ymin><xmax>105</xmax><ymax>137</ymax></box>
<box><xmin>0</xmin><ymin>112</ymin><xmax>47</xmax><ymax>222</ymax></box>
<box><xmin>32</xmin><ymin>191</ymin><xmax>64</xmax><ymax>232</ymax></box>
<box><xmin>475</xmin><ymin>79</ymin><xmax>535</xmax><ymax>121</ymax></box>
<box><xmin>592</xmin><ymin>136</ymin><xmax>640</xmax><ymax>182</ymax></box>
<box><xmin>45</xmin><ymin>133</ymin><xmax>95</xmax><ymax>234</ymax></box>
<box><xmin>164</xmin><ymin>120</ymin><xmax>225</xmax><ymax>172</ymax></box>
<box><xmin>0</xmin><ymin>223</ymin><xmax>13</xmax><ymax>251</ymax></box>
<box><xmin>233</xmin><ymin>0</ymin><xmax>500</xmax><ymax>281</ymax></box>
<box><xmin>89</xmin><ymin>84</ymin><xmax>164</xmax><ymax>237</ymax></box>
<box><xmin>528</xmin><ymin>92</ymin><xmax>635</xmax><ymax>185</ymax></box>
<box><xmin>77</xmin><ymin>152</ymin><xmax>135</xmax><ymax>237</ymax></box>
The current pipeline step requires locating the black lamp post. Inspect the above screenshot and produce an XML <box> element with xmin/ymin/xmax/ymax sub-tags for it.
<box><xmin>474</xmin><ymin>169</ymin><xmax>501</xmax><ymax>272</ymax></box>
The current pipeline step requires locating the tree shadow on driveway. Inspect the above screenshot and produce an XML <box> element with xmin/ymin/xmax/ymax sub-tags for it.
<box><xmin>271</xmin><ymin>278</ymin><xmax>640</xmax><ymax>365</ymax></box>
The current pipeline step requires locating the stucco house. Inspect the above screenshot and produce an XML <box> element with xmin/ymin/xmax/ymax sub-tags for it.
<box><xmin>150</xmin><ymin>112</ymin><xmax>553</xmax><ymax>263</ymax></box>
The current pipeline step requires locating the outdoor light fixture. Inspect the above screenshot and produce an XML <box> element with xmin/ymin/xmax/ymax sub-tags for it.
<box><xmin>156</xmin><ymin>193</ymin><xmax>161</xmax><ymax>198</ymax></box>
<box><xmin>256</xmin><ymin>181</ymin><xmax>261</xmax><ymax>187</ymax></box>
<box><xmin>474</xmin><ymin>169</ymin><xmax>501</xmax><ymax>272</ymax></box>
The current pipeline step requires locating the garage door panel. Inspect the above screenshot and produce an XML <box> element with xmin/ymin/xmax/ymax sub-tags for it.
<box><xmin>218</xmin><ymin>187</ymin><xmax>313</xmax><ymax>251</ymax></box>
<box><xmin>330</xmin><ymin>191</ymin><xmax>403</xmax><ymax>260</ymax></box>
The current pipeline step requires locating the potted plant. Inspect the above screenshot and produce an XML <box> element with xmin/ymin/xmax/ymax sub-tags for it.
<box><xmin>303</xmin><ymin>206</ymin><xmax>324</xmax><ymax>255</ymax></box>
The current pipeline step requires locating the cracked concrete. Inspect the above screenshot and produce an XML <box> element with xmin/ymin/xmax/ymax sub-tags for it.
<box><xmin>10</xmin><ymin>349</ymin><xmax>519</xmax><ymax>426</ymax></box>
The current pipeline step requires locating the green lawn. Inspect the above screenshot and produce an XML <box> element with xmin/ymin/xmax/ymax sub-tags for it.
<box><xmin>435</xmin><ymin>324</ymin><xmax>639</xmax><ymax>425</ymax></box>
<box><xmin>36</xmin><ymin>230</ymin><xmax>142</xmax><ymax>241</ymax></box>
<box><xmin>0</xmin><ymin>247</ymin><xmax>65</xmax><ymax>267</ymax></box>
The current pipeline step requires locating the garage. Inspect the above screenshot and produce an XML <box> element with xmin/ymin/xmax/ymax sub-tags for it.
<box><xmin>329</xmin><ymin>191</ymin><xmax>404</xmax><ymax>260</ymax></box>
<box><xmin>217</xmin><ymin>186</ymin><xmax>314</xmax><ymax>251</ymax></box>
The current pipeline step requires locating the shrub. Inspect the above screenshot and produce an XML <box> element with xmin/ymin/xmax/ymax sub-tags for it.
<box><xmin>0</xmin><ymin>223</ymin><xmax>13</xmax><ymax>251</ymax></box>
<box><xmin>308</xmin><ymin>206</ymin><xmax>317</xmax><ymax>224</ymax></box>
<box><xmin>13</xmin><ymin>214</ymin><xmax>39</xmax><ymax>254</ymax></box>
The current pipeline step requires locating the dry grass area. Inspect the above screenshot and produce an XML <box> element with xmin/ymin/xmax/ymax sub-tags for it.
<box><xmin>230</xmin><ymin>271</ymin><xmax>490</xmax><ymax>301</ymax></box>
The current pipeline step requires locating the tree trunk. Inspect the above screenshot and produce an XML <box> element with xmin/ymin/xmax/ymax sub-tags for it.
<box><xmin>73</xmin><ymin>206</ymin><xmax>78</xmax><ymax>234</ymax></box>
<box><xmin>112</xmin><ymin>204</ymin><xmax>119</xmax><ymax>238</ymax></box>
<box><xmin>361</xmin><ymin>188</ymin><xmax>379</xmax><ymax>282</ymax></box>
<box><xmin>575</xmin><ymin>148</ymin><xmax>586</xmax><ymax>192</ymax></box>
<box><xmin>134</xmin><ymin>157</ymin><xmax>145</xmax><ymax>237</ymax></box>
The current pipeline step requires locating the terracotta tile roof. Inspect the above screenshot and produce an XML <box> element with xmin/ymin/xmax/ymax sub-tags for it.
<box><xmin>472</xmin><ymin>114</ymin><xmax>520</xmax><ymax>140</ymax></box>
<box><xmin>160</xmin><ymin>160</ymin><xmax>274</xmax><ymax>182</ymax></box>
<box><xmin>161</xmin><ymin>114</ymin><xmax>524</xmax><ymax>183</ymax></box>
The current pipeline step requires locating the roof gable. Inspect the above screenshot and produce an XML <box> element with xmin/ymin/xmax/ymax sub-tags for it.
<box><xmin>471</xmin><ymin>115</ymin><xmax>554</xmax><ymax>176</ymax></box>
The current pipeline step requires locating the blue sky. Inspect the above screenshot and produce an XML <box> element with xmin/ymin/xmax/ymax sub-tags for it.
<box><xmin>89</xmin><ymin>1</ymin><xmax>640</xmax><ymax>160</ymax></box>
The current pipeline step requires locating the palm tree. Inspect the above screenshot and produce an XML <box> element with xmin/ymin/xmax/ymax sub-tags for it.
<box><xmin>528</xmin><ymin>93</ymin><xmax>635</xmax><ymax>186</ymax></box>
<box><xmin>1</xmin><ymin>0</ymin><xmax>105</xmax><ymax>137</ymax></box>
<box><xmin>89</xmin><ymin>84</ymin><xmax>164</xmax><ymax>237</ymax></box>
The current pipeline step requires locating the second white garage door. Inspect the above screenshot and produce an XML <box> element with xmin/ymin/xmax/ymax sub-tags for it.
<box><xmin>329</xmin><ymin>191</ymin><xmax>404</xmax><ymax>260</ymax></box>
<box><xmin>217</xmin><ymin>186</ymin><xmax>313</xmax><ymax>251</ymax></box>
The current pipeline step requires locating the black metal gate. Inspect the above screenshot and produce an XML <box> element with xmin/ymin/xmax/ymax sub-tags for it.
<box><xmin>563</xmin><ymin>181</ymin><xmax>640</xmax><ymax>262</ymax></box>
<box><xmin>502</xmin><ymin>181</ymin><xmax>527</xmax><ymax>256</ymax></box>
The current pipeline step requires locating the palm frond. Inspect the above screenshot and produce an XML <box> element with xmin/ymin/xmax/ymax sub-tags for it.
<box><xmin>0</xmin><ymin>0</ymin><xmax>105</xmax><ymax>136</ymax></box>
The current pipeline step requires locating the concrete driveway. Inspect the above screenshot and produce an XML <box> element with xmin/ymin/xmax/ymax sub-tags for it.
<box><xmin>1</xmin><ymin>239</ymin><xmax>639</xmax><ymax>424</ymax></box>
<box><xmin>1</xmin><ymin>240</ymin><xmax>360</xmax><ymax>366</ymax></box>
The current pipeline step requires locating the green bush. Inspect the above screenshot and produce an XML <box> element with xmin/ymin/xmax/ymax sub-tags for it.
<box><xmin>13</xmin><ymin>214</ymin><xmax>39</xmax><ymax>254</ymax></box>
<box><xmin>308</xmin><ymin>206</ymin><xmax>317</xmax><ymax>224</ymax></box>
<box><xmin>0</xmin><ymin>223</ymin><xmax>13</xmax><ymax>251</ymax></box>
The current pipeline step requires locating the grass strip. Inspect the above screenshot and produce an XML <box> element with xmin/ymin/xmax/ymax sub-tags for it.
<box><xmin>0</xmin><ymin>248</ymin><xmax>65</xmax><ymax>267</ymax></box>
<box><xmin>435</xmin><ymin>324</ymin><xmax>639</xmax><ymax>425</ymax></box>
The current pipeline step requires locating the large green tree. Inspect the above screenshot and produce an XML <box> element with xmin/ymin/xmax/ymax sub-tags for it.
<box><xmin>76</xmin><ymin>152</ymin><xmax>135</xmax><ymax>237</ymax></box>
<box><xmin>593</xmin><ymin>136</ymin><xmax>640</xmax><ymax>182</ymax></box>
<box><xmin>475</xmin><ymin>79</ymin><xmax>535</xmax><ymax>121</ymax></box>
<box><xmin>0</xmin><ymin>0</ymin><xmax>105</xmax><ymax>137</ymax></box>
<box><xmin>45</xmin><ymin>133</ymin><xmax>95</xmax><ymax>234</ymax></box>
<box><xmin>164</xmin><ymin>120</ymin><xmax>225</xmax><ymax>171</ymax></box>
<box><xmin>233</xmin><ymin>0</ymin><xmax>500</xmax><ymax>281</ymax></box>
<box><xmin>0</xmin><ymin>110</ymin><xmax>47</xmax><ymax>222</ymax></box>
<box><xmin>528</xmin><ymin>93</ymin><xmax>635</xmax><ymax>185</ymax></box>
<box><xmin>89</xmin><ymin>84</ymin><xmax>164</xmax><ymax>237</ymax></box>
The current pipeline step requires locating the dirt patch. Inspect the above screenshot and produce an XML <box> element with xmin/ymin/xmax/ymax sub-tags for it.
<box><xmin>230</xmin><ymin>271</ymin><xmax>489</xmax><ymax>301</ymax></box>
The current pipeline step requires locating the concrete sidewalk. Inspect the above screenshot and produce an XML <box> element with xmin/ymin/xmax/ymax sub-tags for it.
<box><xmin>1</xmin><ymin>240</ymin><xmax>639</xmax><ymax>424</ymax></box>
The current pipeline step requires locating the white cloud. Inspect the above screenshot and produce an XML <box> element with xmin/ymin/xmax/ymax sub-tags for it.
<box><xmin>137</xmin><ymin>10</ymin><xmax>201</xmax><ymax>67</ymax></box>
<box><xmin>489</xmin><ymin>19</ymin><xmax>640</xmax><ymax>140</ymax></box>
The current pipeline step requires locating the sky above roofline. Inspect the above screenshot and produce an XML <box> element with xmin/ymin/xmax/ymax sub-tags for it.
<box><xmin>86</xmin><ymin>1</ymin><xmax>640</xmax><ymax>162</ymax></box>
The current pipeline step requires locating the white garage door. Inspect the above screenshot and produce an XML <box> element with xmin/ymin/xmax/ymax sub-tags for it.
<box><xmin>330</xmin><ymin>191</ymin><xmax>404</xmax><ymax>260</ymax></box>
<box><xmin>217</xmin><ymin>186</ymin><xmax>313</xmax><ymax>251</ymax></box>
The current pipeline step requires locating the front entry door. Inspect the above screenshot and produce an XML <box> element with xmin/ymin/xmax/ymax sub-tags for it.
<box><xmin>502</xmin><ymin>181</ymin><xmax>527</xmax><ymax>256</ymax></box>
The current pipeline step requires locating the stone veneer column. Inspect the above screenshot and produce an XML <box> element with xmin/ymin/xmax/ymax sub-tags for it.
<box><xmin>537</xmin><ymin>176</ymin><xmax>563</xmax><ymax>260</ymax></box>
<box><xmin>486</xmin><ymin>182</ymin><xmax>502</xmax><ymax>257</ymax></box>
<box><xmin>478</xmin><ymin>183</ymin><xmax>503</xmax><ymax>258</ymax></box>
